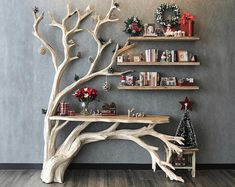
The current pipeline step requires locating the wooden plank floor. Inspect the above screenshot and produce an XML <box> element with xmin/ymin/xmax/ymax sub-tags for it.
<box><xmin>0</xmin><ymin>170</ymin><xmax>234</xmax><ymax>187</ymax></box>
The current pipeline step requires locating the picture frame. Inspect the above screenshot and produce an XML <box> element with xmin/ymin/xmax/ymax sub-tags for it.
<box><xmin>144</xmin><ymin>23</ymin><xmax>156</xmax><ymax>37</ymax></box>
<box><xmin>177</xmin><ymin>50</ymin><xmax>189</xmax><ymax>62</ymax></box>
<box><xmin>125</xmin><ymin>75</ymin><xmax>134</xmax><ymax>86</ymax></box>
<box><xmin>117</xmin><ymin>56</ymin><xmax>123</xmax><ymax>63</ymax></box>
<box><xmin>134</xmin><ymin>56</ymin><xmax>141</xmax><ymax>62</ymax></box>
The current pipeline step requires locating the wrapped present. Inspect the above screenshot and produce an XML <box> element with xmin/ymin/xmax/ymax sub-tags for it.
<box><xmin>101</xmin><ymin>102</ymin><xmax>117</xmax><ymax>116</ymax></box>
<box><xmin>179</xmin><ymin>12</ymin><xmax>196</xmax><ymax>37</ymax></box>
<box><xmin>59</xmin><ymin>102</ymin><xmax>70</xmax><ymax>116</ymax></box>
<box><xmin>68</xmin><ymin>110</ymin><xmax>76</xmax><ymax>116</ymax></box>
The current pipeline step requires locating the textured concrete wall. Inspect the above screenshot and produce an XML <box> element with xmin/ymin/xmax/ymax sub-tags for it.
<box><xmin>0</xmin><ymin>0</ymin><xmax>234</xmax><ymax>164</ymax></box>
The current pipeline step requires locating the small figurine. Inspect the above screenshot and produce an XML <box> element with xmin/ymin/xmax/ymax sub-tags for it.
<box><xmin>191</xmin><ymin>55</ymin><xmax>196</xmax><ymax>62</ymax></box>
<box><xmin>164</xmin><ymin>24</ymin><xmax>174</xmax><ymax>37</ymax></box>
<box><xmin>166</xmin><ymin>50</ymin><xmax>171</xmax><ymax>62</ymax></box>
<box><xmin>156</xmin><ymin>27</ymin><xmax>164</xmax><ymax>36</ymax></box>
<box><xmin>140</xmin><ymin>53</ymin><xmax>145</xmax><ymax>61</ymax></box>
<box><xmin>120</xmin><ymin>75</ymin><xmax>126</xmax><ymax>86</ymax></box>
<box><xmin>160</xmin><ymin>51</ymin><xmax>167</xmax><ymax>62</ymax></box>
<box><xmin>128</xmin><ymin>108</ymin><xmax>135</xmax><ymax>117</ymax></box>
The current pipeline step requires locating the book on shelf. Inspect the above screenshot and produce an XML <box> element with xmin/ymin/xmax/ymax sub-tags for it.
<box><xmin>140</xmin><ymin>72</ymin><xmax>160</xmax><ymax>87</ymax></box>
<box><xmin>145</xmin><ymin>49</ymin><xmax>159</xmax><ymax>62</ymax></box>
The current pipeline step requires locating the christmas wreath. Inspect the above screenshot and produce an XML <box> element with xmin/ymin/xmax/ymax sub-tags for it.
<box><xmin>124</xmin><ymin>16</ymin><xmax>144</xmax><ymax>36</ymax></box>
<box><xmin>155</xmin><ymin>3</ymin><xmax>181</xmax><ymax>27</ymax></box>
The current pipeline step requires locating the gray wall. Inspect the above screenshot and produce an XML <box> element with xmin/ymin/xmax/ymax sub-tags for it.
<box><xmin>0</xmin><ymin>0</ymin><xmax>234</xmax><ymax>164</ymax></box>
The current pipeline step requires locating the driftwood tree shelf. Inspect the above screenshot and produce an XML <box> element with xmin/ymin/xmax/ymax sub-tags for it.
<box><xmin>32</xmin><ymin>0</ymin><xmax>185</xmax><ymax>184</ymax></box>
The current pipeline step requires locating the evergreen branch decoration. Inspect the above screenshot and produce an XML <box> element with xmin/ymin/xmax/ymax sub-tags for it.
<box><xmin>123</xmin><ymin>16</ymin><xmax>144</xmax><ymax>36</ymax></box>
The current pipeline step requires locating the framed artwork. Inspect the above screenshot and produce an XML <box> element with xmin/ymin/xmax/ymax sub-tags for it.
<box><xmin>117</xmin><ymin>56</ymin><xmax>123</xmax><ymax>63</ymax></box>
<box><xmin>144</xmin><ymin>24</ymin><xmax>156</xmax><ymax>36</ymax></box>
<box><xmin>134</xmin><ymin>56</ymin><xmax>140</xmax><ymax>62</ymax></box>
<box><xmin>126</xmin><ymin>75</ymin><xmax>134</xmax><ymax>86</ymax></box>
<box><xmin>177</xmin><ymin>50</ymin><xmax>189</xmax><ymax>62</ymax></box>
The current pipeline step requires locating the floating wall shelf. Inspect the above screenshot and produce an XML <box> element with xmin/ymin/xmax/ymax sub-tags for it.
<box><xmin>117</xmin><ymin>62</ymin><xmax>201</xmax><ymax>66</ymax></box>
<box><xmin>128</xmin><ymin>36</ymin><xmax>200</xmax><ymax>42</ymax></box>
<box><xmin>117</xmin><ymin>86</ymin><xmax>200</xmax><ymax>91</ymax></box>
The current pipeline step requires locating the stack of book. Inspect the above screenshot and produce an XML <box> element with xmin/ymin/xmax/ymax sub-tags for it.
<box><xmin>145</xmin><ymin>49</ymin><xmax>178</xmax><ymax>62</ymax></box>
<box><xmin>145</xmin><ymin>49</ymin><xmax>159</xmax><ymax>62</ymax></box>
<box><xmin>139</xmin><ymin>72</ymin><xmax>160</xmax><ymax>86</ymax></box>
<box><xmin>144</xmin><ymin>49</ymin><xmax>195</xmax><ymax>62</ymax></box>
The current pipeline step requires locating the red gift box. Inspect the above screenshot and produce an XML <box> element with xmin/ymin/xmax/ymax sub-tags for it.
<box><xmin>68</xmin><ymin>110</ymin><xmax>76</xmax><ymax>116</ymax></box>
<box><xmin>59</xmin><ymin>102</ymin><xmax>70</xmax><ymax>116</ymax></box>
<box><xmin>179</xmin><ymin>12</ymin><xmax>196</xmax><ymax>37</ymax></box>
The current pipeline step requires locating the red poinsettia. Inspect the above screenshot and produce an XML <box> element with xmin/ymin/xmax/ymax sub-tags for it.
<box><xmin>131</xmin><ymin>22</ymin><xmax>142</xmax><ymax>32</ymax></box>
<box><xmin>73</xmin><ymin>87</ymin><xmax>97</xmax><ymax>103</ymax></box>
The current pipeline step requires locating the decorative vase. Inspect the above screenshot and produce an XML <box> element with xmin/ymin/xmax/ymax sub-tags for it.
<box><xmin>80</xmin><ymin>102</ymin><xmax>90</xmax><ymax>115</ymax></box>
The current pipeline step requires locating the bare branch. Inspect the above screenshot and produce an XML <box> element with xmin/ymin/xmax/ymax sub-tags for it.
<box><xmin>94</xmin><ymin>0</ymin><xmax>120</xmax><ymax>34</ymax></box>
<box><xmin>66</xmin><ymin>6</ymin><xmax>93</xmax><ymax>36</ymax></box>
<box><xmin>117</xmin><ymin>43</ymin><xmax>135</xmax><ymax>56</ymax></box>
<box><xmin>70</xmin><ymin>56</ymin><xmax>79</xmax><ymax>62</ymax></box>
<box><xmin>48</xmin><ymin>12</ymin><xmax>63</xmax><ymax>30</ymax></box>
<box><xmin>32</xmin><ymin>11</ymin><xmax>58</xmax><ymax>71</ymax></box>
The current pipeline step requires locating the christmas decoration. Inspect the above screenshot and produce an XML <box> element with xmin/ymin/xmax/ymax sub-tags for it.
<box><xmin>59</xmin><ymin>102</ymin><xmax>70</xmax><ymax>116</ymax></box>
<box><xmin>42</xmin><ymin>108</ymin><xmax>47</xmax><ymax>115</ymax></box>
<box><xmin>88</xmin><ymin>56</ymin><xmax>94</xmax><ymax>63</ymax></box>
<box><xmin>73</xmin><ymin>87</ymin><xmax>98</xmax><ymax>115</ymax></box>
<box><xmin>164</xmin><ymin>24</ymin><xmax>174</xmax><ymax>37</ymax></box>
<box><xmin>114</xmin><ymin>2</ymin><xmax>120</xmax><ymax>8</ymax></box>
<box><xmin>39</xmin><ymin>46</ymin><xmax>47</xmax><ymax>55</ymax></box>
<box><xmin>101</xmin><ymin>102</ymin><xmax>117</xmax><ymax>116</ymax></box>
<box><xmin>179</xmin><ymin>12</ymin><xmax>196</xmax><ymax>36</ymax></box>
<box><xmin>33</xmin><ymin>6</ymin><xmax>39</xmax><ymax>14</ymax></box>
<box><xmin>102</xmin><ymin>76</ymin><xmax>111</xmax><ymax>91</ymax></box>
<box><xmin>77</xmin><ymin>51</ymin><xmax>82</xmax><ymax>58</ymax></box>
<box><xmin>124</xmin><ymin>16</ymin><xmax>144</xmax><ymax>36</ymax></box>
<box><xmin>98</xmin><ymin>37</ymin><xmax>106</xmax><ymax>45</ymax></box>
<box><xmin>74</xmin><ymin>74</ymin><xmax>80</xmax><ymax>81</ymax></box>
<box><xmin>108</xmin><ymin>67</ymin><xmax>115</xmax><ymax>74</ymax></box>
<box><xmin>155</xmin><ymin>3</ymin><xmax>181</xmax><ymax>27</ymax></box>
<box><xmin>180</xmin><ymin>97</ymin><xmax>193</xmax><ymax>111</ymax></box>
<box><xmin>68</xmin><ymin>110</ymin><xmax>76</xmax><ymax>116</ymax></box>
<box><xmin>175</xmin><ymin>109</ymin><xmax>197</xmax><ymax>148</ymax></box>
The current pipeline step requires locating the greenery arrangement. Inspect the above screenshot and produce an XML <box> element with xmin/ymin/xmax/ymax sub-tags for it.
<box><xmin>124</xmin><ymin>16</ymin><xmax>144</xmax><ymax>36</ymax></box>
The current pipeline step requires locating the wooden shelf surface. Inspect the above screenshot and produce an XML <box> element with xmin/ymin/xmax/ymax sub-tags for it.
<box><xmin>128</xmin><ymin>36</ymin><xmax>200</xmax><ymax>41</ymax></box>
<box><xmin>117</xmin><ymin>62</ymin><xmax>200</xmax><ymax>66</ymax></box>
<box><xmin>50</xmin><ymin>115</ymin><xmax>170</xmax><ymax>124</ymax></box>
<box><xmin>118</xmin><ymin>86</ymin><xmax>199</xmax><ymax>91</ymax></box>
<box><xmin>174</xmin><ymin>166</ymin><xmax>193</xmax><ymax>169</ymax></box>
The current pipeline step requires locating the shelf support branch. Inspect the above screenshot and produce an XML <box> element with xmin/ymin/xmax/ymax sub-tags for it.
<box><xmin>40</xmin><ymin>121</ymin><xmax>184</xmax><ymax>183</ymax></box>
